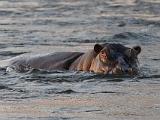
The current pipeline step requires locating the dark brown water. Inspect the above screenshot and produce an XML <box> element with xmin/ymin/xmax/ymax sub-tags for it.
<box><xmin>0</xmin><ymin>0</ymin><xmax>160</xmax><ymax>120</ymax></box>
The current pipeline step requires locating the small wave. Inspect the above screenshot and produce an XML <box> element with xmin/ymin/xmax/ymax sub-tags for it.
<box><xmin>110</xmin><ymin>32</ymin><xmax>160</xmax><ymax>44</ymax></box>
<box><xmin>45</xmin><ymin>89</ymin><xmax>79</xmax><ymax>94</ymax></box>
<box><xmin>56</xmin><ymin>89</ymin><xmax>78</xmax><ymax>94</ymax></box>
<box><xmin>112</xmin><ymin>32</ymin><xmax>138</xmax><ymax>39</ymax></box>
<box><xmin>136</xmin><ymin>1</ymin><xmax>160</xmax><ymax>14</ymax></box>
<box><xmin>112</xmin><ymin>32</ymin><xmax>153</xmax><ymax>40</ymax></box>
<box><xmin>20</xmin><ymin>72</ymin><xmax>95</xmax><ymax>83</ymax></box>
<box><xmin>63</xmin><ymin>38</ymin><xmax>108</xmax><ymax>43</ymax></box>
<box><xmin>12</xmin><ymin>117</ymin><xmax>72</xmax><ymax>120</ymax></box>
<box><xmin>0</xmin><ymin>43</ymin><xmax>8</xmax><ymax>49</ymax></box>
<box><xmin>0</xmin><ymin>51</ymin><xmax>27</xmax><ymax>57</ymax></box>
<box><xmin>0</xmin><ymin>84</ymin><xmax>28</xmax><ymax>93</ymax></box>
<box><xmin>138</xmin><ymin>74</ymin><xmax>160</xmax><ymax>79</ymax></box>
<box><xmin>0</xmin><ymin>84</ymin><xmax>9</xmax><ymax>90</ymax></box>
<box><xmin>18</xmin><ymin>69</ymin><xmax>138</xmax><ymax>85</ymax></box>
<box><xmin>63</xmin><ymin>32</ymin><xmax>159</xmax><ymax>44</ymax></box>
<box><xmin>0</xmin><ymin>10</ymin><xmax>13</xmax><ymax>16</ymax></box>
<box><xmin>127</xmin><ymin>18</ymin><xmax>160</xmax><ymax>27</ymax></box>
<box><xmin>91</xmin><ymin>91</ymin><xmax>119</xmax><ymax>94</ymax></box>
<box><xmin>152</xmin><ymin>58</ymin><xmax>160</xmax><ymax>61</ymax></box>
<box><xmin>17</xmin><ymin>69</ymin><xmax>99</xmax><ymax>82</ymax></box>
<box><xmin>26</xmin><ymin>68</ymin><xmax>65</xmax><ymax>74</ymax></box>
<box><xmin>32</xmin><ymin>19</ymin><xmax>75</xmax><ymax>26</ymax></box>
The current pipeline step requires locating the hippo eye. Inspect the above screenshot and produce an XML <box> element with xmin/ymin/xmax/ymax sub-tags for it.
<box><xmin>101</xmin><ymin>51</ymin><xmax>105</xmax><ymax>54</ymax></box>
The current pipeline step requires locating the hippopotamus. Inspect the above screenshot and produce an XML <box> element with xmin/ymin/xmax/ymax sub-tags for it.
<box><xmin>1</xmin><ymin>43</ymin><xmax>141</xmax><ymax>75</ymax></box>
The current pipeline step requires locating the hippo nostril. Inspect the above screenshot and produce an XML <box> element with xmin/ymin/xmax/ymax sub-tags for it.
<box><xmin>127</xmin><ymin>68</ymin><xmax>136</xmax><ymax>75</ymax></box>
<box><xmin>122</xmin><ymin>68</ymin><xmax>133</xmax><ymax>74</ymax></box>
<box><xmin>124</xmin><ymin>69</ymin><xmax>128</xmax><ymax>73</ymax></box>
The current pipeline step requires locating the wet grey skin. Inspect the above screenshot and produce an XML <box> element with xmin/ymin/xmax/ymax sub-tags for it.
<box><xmin>4</xmin><ymin>43</ymin><xmax>141</xmax><ymax>75</ymax></box>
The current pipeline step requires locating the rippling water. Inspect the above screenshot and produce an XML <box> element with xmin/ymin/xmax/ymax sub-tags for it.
<box><xmin>0</xmin><ymin>0</ymin><xmax>160</xmax><ymax>120</ymax></box>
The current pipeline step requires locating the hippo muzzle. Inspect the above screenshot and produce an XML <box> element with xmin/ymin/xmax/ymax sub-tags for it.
<box><xmin>111</xmin><ymin>56</ymin><xmax>139</xmax><ymax>75</ymax></box>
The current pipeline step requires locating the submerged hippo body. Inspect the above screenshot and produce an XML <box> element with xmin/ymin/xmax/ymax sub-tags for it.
<box><xmin>6</xmin><ymin>52</ymin><xmax>84</xmax><ymax>72</ymax></box>
<box><xmin>3</xmin><ymin>43</ymin><xmax>141</xmax><ymax>75</ymax></box>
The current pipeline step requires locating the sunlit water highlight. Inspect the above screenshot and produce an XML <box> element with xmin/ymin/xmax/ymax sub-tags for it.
<box><xmin>0</xmin><ymin>0</ymin><xmax>160</xmax><ymax>120</ymax></box>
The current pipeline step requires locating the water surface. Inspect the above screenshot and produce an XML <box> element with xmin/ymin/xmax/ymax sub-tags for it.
<box><xmin>0</xmin><ymin>0</ymin><xmax>160</xmax><ymax>120</ymax></box>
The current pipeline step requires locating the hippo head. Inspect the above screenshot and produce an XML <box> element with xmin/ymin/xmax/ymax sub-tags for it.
<box><xmin>93</xmin><ymin>43</ymin><xmax>141</xmax><ymax>75</ymax></box>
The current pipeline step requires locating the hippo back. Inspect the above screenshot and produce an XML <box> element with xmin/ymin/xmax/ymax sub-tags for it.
<box><xmin>8</xmin><ymin>52</ymin><xmax>83</xmax><ymax>72</ymax></box>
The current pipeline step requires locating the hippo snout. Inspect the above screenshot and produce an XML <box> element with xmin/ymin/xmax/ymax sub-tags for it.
<box><xmin>111</xmin><ymin>65</ymin><xmax>139</xmax><ymax>75</ymax></box>
<box><xmin>108</xmin><ymin>55</ymin><xmax>139</xmax><ymax>75</ymax></box>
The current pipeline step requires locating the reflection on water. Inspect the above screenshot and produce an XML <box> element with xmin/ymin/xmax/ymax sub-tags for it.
<box><xmin>0</xmin><ymin>0</ymin><xmax>160</xmax><ymax>120</ymax></box>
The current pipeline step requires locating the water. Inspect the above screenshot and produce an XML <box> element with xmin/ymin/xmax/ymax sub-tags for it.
<box><xmin>0</xmin><ymin>0</ymin><xmax>160</xmax><ymax>120</ymax></box>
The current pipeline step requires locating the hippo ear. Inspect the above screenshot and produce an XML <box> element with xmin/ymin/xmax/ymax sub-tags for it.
<box><xmin>94</xmin><ymin>44</ymin><xmax>103</xmax><ymax>53</ymax></box>
<box><xmin>125</xmin><ymin>46</ymin><xmax>141</xmax><ymax>57</ymax></box>
<box><xmin>132</xmin><ymin>46</ymin><xmax>141</xmax><ymax>55</ymax></box>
